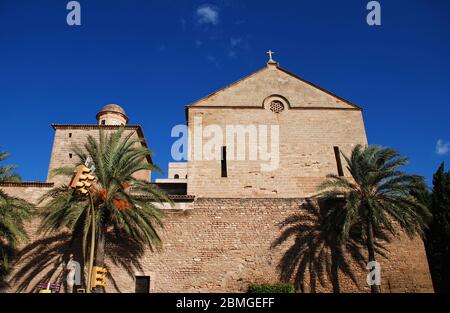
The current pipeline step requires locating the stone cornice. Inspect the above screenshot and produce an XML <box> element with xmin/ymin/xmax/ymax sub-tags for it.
<box><xmin>0</xmin><ymin>182</ymin><xmax>54</xmax><ymax>188</ymax></box>
<box><xmin>96</xmin><ymin>111</ymin><xmax>129</xmax><ymax>124</ymax></box>
<box><xmin>169</xmin><ymin>194</ymin><xmax>195</xmax><ymax>201</ymax></box>
<box><xmin>187</xmin><ymin>105</ymin><xmax>362</xmax><ymax>111</ymax></box>
<box><xmin>51</xmin><ymin>124</ymin><xmax>140</xmax><ymax>131</ymax></box>
<box><xmin>134</xmin><ymin>194</ymin><xmax>195</xmax><ymax>201</ymax></box>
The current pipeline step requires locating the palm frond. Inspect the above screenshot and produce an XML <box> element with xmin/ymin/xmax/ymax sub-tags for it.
<box><xmin>37</xmin><ymin>128</ymin><xmax>170</xmax><ymax>274</ymax></box>
<box><xmin>317</xmin><ymin>144</ymin><xmax>432</xmax><ymax>283</ymax></box>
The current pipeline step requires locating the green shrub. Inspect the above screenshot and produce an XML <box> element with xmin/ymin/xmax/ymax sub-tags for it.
<box><xmin>248</xmin><ymin>283</ymin><xmax>294</xmax><ymax>293</ymax></box>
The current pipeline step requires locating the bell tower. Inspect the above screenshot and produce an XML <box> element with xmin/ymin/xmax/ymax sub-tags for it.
<box><xmin>96</xmin><ymin>104</ymin><xmax>128</xmax><ymax>126</ymax></box>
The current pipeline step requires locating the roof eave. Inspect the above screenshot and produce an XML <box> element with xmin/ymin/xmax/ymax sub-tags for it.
<box><xmin>184</xmin><ymin>64</ymin><xmax>363</xmax><ymax>112</ymax></box>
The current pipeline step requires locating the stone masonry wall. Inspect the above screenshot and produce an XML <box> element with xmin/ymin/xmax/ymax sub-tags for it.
<box><xmin>0</xmin><ymin>184</ymin><xmax>53</xmax><ymax>205</ymax></box>
<box><xmin>106</xmin><ymin>198</ymin><xmax>433</xmax><ymax>293</ymax></box>
<box><xmin>187</xmin><ymin>108</ymin><xmax>367</xmax><ymax>198</ymax></box>
<box><xmin>3</xmin><ymin>197</ymin><xmax>433</xmax><ymax>293</ymax></box>
<box><xmin>47</xmin><ymin>126</ymin><xmax>150</xmax><ymax>185</ymax></box>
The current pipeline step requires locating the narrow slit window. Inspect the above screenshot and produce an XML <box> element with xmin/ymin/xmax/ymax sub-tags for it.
<box><xmin>221</xmin><ymin>146</ymin><xmax>227</xmax><ymax>178</ymax></box>
<box><xmin>334</xmin><ymin>146</ymin><xmax>344</xmax><ymax>177</ymax></box>
<box><xmin>69</xmin><ymin>153</ymin><xmax>73</xmax><ymax>159</ymax></box>
<box><xmin>69</xmin><ymin>133</ymin><xmax>72</xmax><ymax>138</ymax></box>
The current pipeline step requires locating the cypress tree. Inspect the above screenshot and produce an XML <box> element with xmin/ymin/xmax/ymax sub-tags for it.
<box><xmin>426</xmin><ymin>162</ymin><xmax>450</xmax><ymax>292</ymax></box>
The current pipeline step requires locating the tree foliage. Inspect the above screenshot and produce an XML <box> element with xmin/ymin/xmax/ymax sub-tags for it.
<box><xmin>38</xmin><ymin>128</ymin><xmax>171</xmax><ymax>287</ymax></box>
<box><xmin>424</xmin><ymin>162</ymin><xmax>450</xmax><ymax>292</ymax></box>
<box><xmin>0</xmin><ymin>151</ymin><xmax>33</xmax><ymax>286</ymax></box>
<box><xmin>0</xmin><ymin>151</ymin><xmax>21</xmax><ymax>183</ymax></box>
<box><xmin>248</xmin><ymin>283</ymin><xmax>294</xmax><ymax>293</ymax></box>
<box><xmin>318</xmin><ymin>144</ymin><xmax>431</xmax><ymax>292</ymax></box>
<box><xmin>273</xmin><ymin>199</ymin><xmax>390</xmax><ymax>293</ymax></box>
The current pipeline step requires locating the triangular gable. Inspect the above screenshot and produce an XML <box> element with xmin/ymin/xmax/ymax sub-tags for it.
<box><xmin>187</xmin><ymin>64</ymin><xmax>362</xmax><ymax>110</ymax></box>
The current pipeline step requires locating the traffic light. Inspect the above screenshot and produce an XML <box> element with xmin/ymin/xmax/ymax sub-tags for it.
<box><xmin>92</xmin><ymin>266</ymin><xmax>108</xmax><ymax>288</ymax></box>
<box><xmin>70</xmin><ymin>165</ymin><xmax>96</xmax><ymax>195</ymax></box>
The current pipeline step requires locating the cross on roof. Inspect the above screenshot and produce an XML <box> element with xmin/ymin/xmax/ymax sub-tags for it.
<box><xmin>267</xmin><ymin>50</ymin><xmax>275</xmax><ymax>63</ymax></box>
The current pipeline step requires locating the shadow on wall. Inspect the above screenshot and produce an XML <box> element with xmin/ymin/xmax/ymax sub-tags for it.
<box><xmin>272</xmin><ymin>198</ymin><xmax>391</xmax><ymax>293</ymax></box>
<box><xmin>0</xmin><ymin>245</ymin><xmax>14</xmax><ymax>292</ymax></box>
<box><xmin>8</xmin><ymin>232</ymin><xmax>147</xmax><ymax>293</ymax></box>
<box><xmin>8</xmin><ymin>233</ymin><xmax>82</xmax><ymax>293</ymax></box>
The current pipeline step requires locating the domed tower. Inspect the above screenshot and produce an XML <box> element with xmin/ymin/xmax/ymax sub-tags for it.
<box><xmin>96</xmin><ymin>104</ymin><xmax>128</xmax><ymax>126</ymax></box>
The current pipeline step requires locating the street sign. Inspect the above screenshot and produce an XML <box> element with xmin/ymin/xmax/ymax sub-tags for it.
<box><xmin>37</xmin><ymin>282</ymin><xmax>60</xmax><ymax>293</ymax></box>
<box><xmin>85</xmin><ymin>157</ymin><xmax>96</xmax><ymax>173</ymax></box>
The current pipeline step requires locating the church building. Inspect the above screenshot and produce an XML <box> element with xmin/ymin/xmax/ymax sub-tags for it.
<box><xmin>0</xmin><ymin>55</ymin><xmax>433</xmax><ymax>293</ymax></box>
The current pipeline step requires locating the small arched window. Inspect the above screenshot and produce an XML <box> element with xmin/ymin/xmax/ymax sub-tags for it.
<box><xmin>174</xmin><ymin>174</ymin><xmax>179</xmax><ymax>179</ymax></box>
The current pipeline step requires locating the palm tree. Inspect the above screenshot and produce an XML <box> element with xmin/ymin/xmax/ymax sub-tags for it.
<box><xmin>318</xmin><ymin>144</ymin><xmax>431</xmax><ymax>293</ymax></box>
<box><xmin>38</xmin><ymin>128</ymin><xmax>170</xmax><ymax>291</ymax></box>
<box><xmin>0</xmin><ymin>151</ymin><xmax>33</xmax><ymax>287</ymax></box>
<box><xmin>273</xmin><ymin>199</ymin><xmax>390</xmax><ymax>293</ymax></box>
<box><xmin>0</xmin><ymin>151</ymin><xmax>21</xmax><ymax>182</ymax></box>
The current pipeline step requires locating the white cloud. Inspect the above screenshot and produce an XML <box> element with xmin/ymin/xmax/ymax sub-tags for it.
<box><xmin>436</xmin><ymin>139</ymin><xmax>450</xmax><ymax>156</ymax></box>
<box><xmin>206</xmin><ymin>55</ymin><xmax>220</xmax><ymax>68</ymax></box>
<box><xmin>196</xmin><ymin>4</ymin><xmax>219</xmax><ymax>25</ymax></box>
<box><xmin>230</xmin><ymin>37</ymin><xmax>241</xmax><ymax>47</ymax></box>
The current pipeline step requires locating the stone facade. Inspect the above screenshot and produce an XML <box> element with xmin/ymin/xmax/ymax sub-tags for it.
<box><xmin>2</xmin><ymin>198</ymin><xmax>433</xmax><ymax>293</ymax></box>
<box><xmin>187</xmin><ymin>63</ymin><xmax>367</xmax><ymax>198</ymax></box>
<box><xmin>47</xmin><ymin>125</ymin><xmax>151</xmax><ymax>185</ymax></box>
<box><xmin>155</xmin><ymin>162</ymin><xmax>187</xmax><ymax>183</ymax></box>
<box><xmin>103</xmin><ymin>198</ymin><xmax>432</xmax><ymax>293</ymax></box>
<box><xmin>0</xmin><ymin>61</ymin><xmax>434</xmax><ymax>293</ymax></box>
<box><xmin>0</xmin><ymin>182</ymin><xmax>54</xmax><ymax>205</ymax></box>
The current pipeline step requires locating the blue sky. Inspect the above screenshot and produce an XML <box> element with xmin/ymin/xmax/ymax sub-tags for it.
<box><xmin>0</xmin><ymin>0</ymin><xmax>449</xmax><ymax>185</ymax></box>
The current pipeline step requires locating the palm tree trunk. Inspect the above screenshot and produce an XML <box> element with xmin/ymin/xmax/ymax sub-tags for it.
<box><xmin>94</xmin><ymin>224</ymin><xmax>106</xmax><ymax>293</ymax></box>
<box><xmin>95</xmin><ymin>225</ymin><xmax>106</xmax><ymax>266</ymax></box>
<box><xmin>330</xmin><ymin>249</ymin><xmax>341</xmax><ymax>293</ymax></box>
<box><xmin>366</xmin><ymin>222</ymin><xmax>381</xmax><ymax>293</ymax></box>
